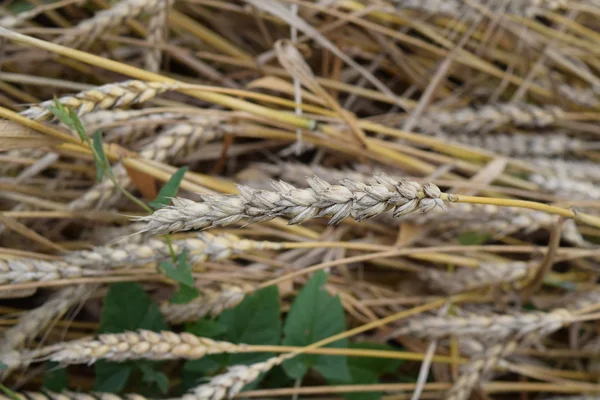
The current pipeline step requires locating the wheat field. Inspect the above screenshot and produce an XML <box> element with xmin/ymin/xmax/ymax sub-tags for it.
<box><xmin>1</xmin><ymin>1</ymin><xmax>600</xmax><ymax>399</ymax></box>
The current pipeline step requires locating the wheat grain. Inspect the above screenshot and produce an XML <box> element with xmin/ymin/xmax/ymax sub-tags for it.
<box><xmin>0</xmin><ymin>392</ymin><xmax>145</xmax><ymax>400</ymax></box>
<box><xmin>161</xmin><ymin>284</ymin><xmax>247</xmax><ymax>324</ymax></box>
<box><xmin>0</xmin><ymin>345</ymin><xmax>62</xmax><ymax>375</ymax></box>
<box><xmin>418</xmin><ymin>103</ymin><xmax>565</xmax><ymax>134</ymax></box>
<box><xmin>391</xmin><ymin>308</ymin><xmax>572</xmax><ymax>341</ymax></box>
<box><xmin>144</xmin><ymin>0</ymin><xmax>170</xmax><ymax>73</ymax></box>
<box><xmin>433</xmin><ymin>132</ymin><xmax>584</xmax><ymax>157</ymax></box>
<box><xmin>182</xmin><ymin>353</ymin><xmax>292</xmax><ymax>400</ymax></box>
<box><xmin>21</xmin><ymin>80</ymin><xmax>179</xmax><ymax>121</ymax></box>
<box><xmin>420</xmin><ymin>262</ymin><xmax>530</xmax><ymax>294</ymax></box>
<box><xmin>55</xmin><ymin>0</ymin><xmax>163</xmax><ymax>49</ymax></box>
<box><xmin>135</xmin><ymin>175</ymin><xmax>447</xmax><ymax>235</ymax></box>
<box><xmin>557</xmin><ymin>84</ymin><xmax>599</xmax><ymax>108</ymax></box>
<box><xmin>50</xmin><ymin>330</ymin><xmax>246</xmax><ymax>364</ymax></box>
<box><xmin>529</xmin><ymin>174</ymin><xmax>600</xmax><ymax>200</ymax></box>
<box><xmin>532</xmin><ymin>159</ymin><xmax>600</xmax><ymax>183</ymax></box>
<box><xmin>0</xmin><ymin>286</ymin><xmax>89</xmax><ymax>351</ymax></box>
<box><xmin>393</xmin><ymin>0</ymin><xmax>567</xmax><ymax>17</ymax></box>
<box><xmin>445</xmin><ymin>339</ymin><xmax>518</xmax><ymax>400</ymax></box>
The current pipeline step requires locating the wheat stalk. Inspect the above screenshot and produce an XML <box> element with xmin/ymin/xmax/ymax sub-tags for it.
<box><xmin>393</xmin><ymin>0</ymin><xmax>567</xmax><ymax>17</ymax></box>
<box><xmin>50</xmin><ymin>330</ymin><xmax>247</xmax><ymax>364</ymax></box>
<box><xmin>420</xmin><ymin>262</ymin><xmax>530</xmax><ymax>294</ymax></box>
<box><xmin>135</xmin><ymin>175</ymin><xmax>447</xmax><ymax>235</ymax></box>
<box><xmin>20</xmin><ymin>80</ymin><xmax>179</xmax><ymax>121</ymax></box>
<box><xmin>55</xmin><ymin>0</ymin><xmax>163</xmax><ymax>49</ymax></box>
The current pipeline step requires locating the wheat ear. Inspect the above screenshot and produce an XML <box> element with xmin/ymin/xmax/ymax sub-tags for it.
<box><xmin>420</xmin><ymin>262</ymin><xmax>530</xmax><ymax>294</ymax></box>
<box><xmin>55</xmin><ymin>0</ymin><xmax>163</xmax><ymax>49</ymax></box>
<box><xmin>161</xmin><ymin>284</ymin><xmax>247</xmax><ymax>324</ymax></box>
<box><xmin>182</xmin><ymin>353</ymin><xmax>293</xmax><ymax>400</ymax></box>
<box><xmin>21</xmin><ymin>80</ymin><xmax>179</xmax><ymax>121</ymax></box>
<box><xmin>391</xmin><ymin>308</ymin><xmax>572</xmax><ymax>341</ymax></box>
<box><xmin>144</xmin><ymin>0</ymin><xmax>170</xmax><ymax>73</ymax></box>
<box><xmin>50</xmin><ymin>330</ymin><xmax>247</xmax><ymax>364</ymax></box>
<box><xmin>135</xmin><ymin>174</ymin><xmax>446</xmax><ymax>235</ymax></box>
<box><xmin>418</xmin><ymin>103</ymin><xmax>565</xmax><ymax>133</ymax></box>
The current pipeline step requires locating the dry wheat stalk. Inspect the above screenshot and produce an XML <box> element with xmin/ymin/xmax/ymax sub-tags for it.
<box><xmin>135</xmin><ymin>175</ymin><xmax>447</xmax><ymax>235</ymax></box>
<box><xmin>433</xmin><ymin>132</ymin><xmax>585</xmax><ymax>157</ymax></box>
<box><xmin>0</xmin><ymin>286</ymin><xmax>89</xmax><ymax>351</ymax></box>
<box><xmin>417</xmin><ymin>103</ymin><xmax>565</xmax><ymax>134</ymax></box>
<box><xmin>21</xmin><ymin>80</ymin><xmax>179</xmax><ymax>121</ymax></box>
<box><xmin>532</xmin><ymin>158</ymin><xmax>600</xmax><ymax>183</ymax></box>
<box><xmin>161</xmin><ymin>284</ymin><xmax>247</xmax><ymax>324</ymax></box>
<box><xmin>182</xmin><ymin>353</ymin><xmax>293</xmax><ymax>400</ymax></box>
<box><xmin>529</xmin><ymin>174</ymin><xmax>600</xmax><ymax>200</ymax></box>
<box><xmin>420</xmin><ymin>262</ymin><xmax>530</xmax><ymax>294</ymax></box>
<box><xmin>391</xmin><ymin>308</ymin><xmax>572</xmax><ymax>341</ymax></box>
<box><xmin>55</xmin><ymin>0</ymin><xmax>163</xmax><ymax>49</ymax></box>
<box><xmin>50</xmin><ymin>330</ymin><xmax>246</xmax><ymax>364</ymax></box>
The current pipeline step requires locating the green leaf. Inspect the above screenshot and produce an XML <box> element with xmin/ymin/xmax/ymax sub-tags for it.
<box><xmin>186</xmin><ymin>318</ymin><xmax>227</xmax><ymax>338</ymax></box>
<box><xmin>68</xmin><ymin>108</ymin><xmax>89</xmax><ymax>142</ymax></box>
<box><xmin>282</xmin><ymin>271</ymin><xmax>350</xmax><ymax>382</ymax></box>
<box><xmin>92</xmin><ymin>131</ymin><xmax>108</xmax><ymax>182</ymax></box>
<box><xmin>100</xmin><ymin>282</ymin><xmax>167</xmax><ymax>333</ymax></box>
<box><xmin>0</xmin><ymin>383</ymin><xmax>19</xmax><ymax>400</ymax></box>
<box><xmin>94</xmin><ymin>361</ymin><xmax>133</xmax><ymax>393</ymax></box>
<box><xmin>334</xmin><ymin>343</ymin><xmax>405</xmax><ymax>400</ymax></box>
<box><xmin>219</xmin><ymin>286</ymin><xmax>281</xmax><ymax>365</ymax></box>
<box><xmin>160</xmin><ymin>250</ymin><xmax>194</xmax><ymax>287</ymax></box>
<box><xmin>0</xmin><ymin>361</ymin><xmax>6</xmax><ymax>370</ymax></box>
<box><xmin>149</xmin><ymin>167</ymin><xmax>188</xmax><ymax>209</ymax></box>
<box><xmin>170</xmin><ymin>284</ymin><xmax>200</xmax><ymax>304</ymax></box>
<box><xmin>47</xmin><ymin>101</ymin><xmax>74</xmax><ymax>130</ymax></box>
<box><xmin>457</xmin><ymin>231</ymin><xmax>491</xmax><ymax>245</ymax></box>
<box><xmin>139</xmin><ymin>363</ymin><xmax>169</xmax><ymax>394</ymax></box>
<box><xmin>43</xmin><ymin>362</ymin><xmax>68</xmax><ymax>392</ymax></box>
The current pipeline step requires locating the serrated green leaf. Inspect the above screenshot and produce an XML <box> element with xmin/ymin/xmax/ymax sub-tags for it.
<box><xmin>43</xmin><ymin>362</ymin><xmax>68</xmax><ymax>392</ymax></box>
<box><xmin>92</xmin><ymin>131</ymin><xmax>107</xmax><ymax>182</ymax></box>
<box><xmin>186</xmin><ymin>318</ymin><xmax>227</xmax><ymax>338</ymax></box>
<box><xmin>282</xmin><ymin>271</ymin><xmax>350</xmax><ymax>382</ymax></box>
<box><xmin>219</xmin><ymin>285</ymin><xmax>281</xmax><ymax>365</ymax></box>
<box><xmin>170</xmin><ymin>284</ymin><xmax>200</xmax><ymax>304</ymax></box>
<box><xmin>94</xmin><ymin>361</ymin><xmax>133</xmax><ymax>393</ymax></box>
<box><xmin>149</xmin><ymin>167</ymin><xmax>188</xmax><ymax>209</ymax></box>
<box><xmin>160</xmin><ymin>250</ymin><xmax>194</xmax><ymax>287</ymax></box>
<box><xmin>100</xmin><ymin>282</ymin><xmax>167</xmax><ymax>333</ymax></box>
<box><xmin>457</xmin><ymin>231</ymin><xmax>491</xmax><ymax>245</ymax></box>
